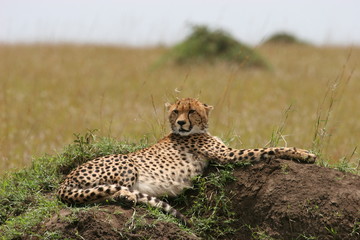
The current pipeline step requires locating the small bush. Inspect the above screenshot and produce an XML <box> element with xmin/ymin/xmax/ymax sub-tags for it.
<box><xmin>264</xmin><ymin>32</ymin><xmax>307</xmax><ymax>45</ymax></box>
<box><xmin>163</xmin><ymin>25</ymin><xmax>270</xmax><ymax>69</ymax></box>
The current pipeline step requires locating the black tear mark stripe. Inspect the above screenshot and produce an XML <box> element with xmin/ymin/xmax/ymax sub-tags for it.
<box><xmin>187</xmin><ymin>111</ymin><xmax>193</xmax><ymax>130</ymax></box>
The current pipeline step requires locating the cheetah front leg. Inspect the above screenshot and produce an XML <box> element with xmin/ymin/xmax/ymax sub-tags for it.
<box><xmin>244</xmin><ymin>147</ymin><xmax>317</xmax><ymax>163</ymax></box>
<box><xmin>222</xmin><ymin>147</ymin><xmax>316</xmax><ymax>164</ymax></box>
<box><xmin>197</xmin><ymin>136</ymin><xmax>316</xmax><ymax>164</ymax></box>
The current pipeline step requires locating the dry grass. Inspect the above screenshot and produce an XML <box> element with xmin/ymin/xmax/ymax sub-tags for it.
<box><xmin>0</xmin><ymin>44</ymin><xmax>359</xmax><ymax>173</ymax></box>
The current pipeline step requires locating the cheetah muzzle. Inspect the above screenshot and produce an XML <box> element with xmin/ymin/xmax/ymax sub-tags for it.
<box><xmin>58</xmin><ymin>98</ymin><xmax>316</xmax><ymax>225</ymax></box>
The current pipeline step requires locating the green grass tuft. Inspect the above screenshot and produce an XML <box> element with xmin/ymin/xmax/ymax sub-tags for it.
<box><xmin>175</xmin><ymin>163</ymin><xmax>250</xmax><ymax>239</ymax></box>
<box><xmin>0</xmin><ymin>131</ymin><xmax>149</xmax><ymax>239</ymax></box>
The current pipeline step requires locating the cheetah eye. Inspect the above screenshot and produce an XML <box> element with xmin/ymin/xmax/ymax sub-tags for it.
<box><xmin>172</xmin><ymin>109</ymin><xmax>179</xmax><ymax>114</ymax></box>
<box><xmin>189</xmin><ymin>110</ymin><xmax>196</xmax><ymax>114</ymax></box>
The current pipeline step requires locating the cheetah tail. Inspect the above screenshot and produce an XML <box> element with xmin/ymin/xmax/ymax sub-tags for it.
<box><xmin>135</xmin><ymin>191</ymin><xmax>191</xmax><ymax>226</ymax></box>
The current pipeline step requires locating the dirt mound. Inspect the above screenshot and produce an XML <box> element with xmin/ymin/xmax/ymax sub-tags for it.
<box><xmin>228</xmin><ymin>159</ymin><xmax>360</xmax><ymax>239</ymax></box>
<box><xmin>31</xmin><ymin>205</ymin><xmax>198</xmax><ymax>240</ymax></box>
<box><xmin>29</xmin><ymin>159</ymin><xmax>359</xmax><ymax>239</ymax></box>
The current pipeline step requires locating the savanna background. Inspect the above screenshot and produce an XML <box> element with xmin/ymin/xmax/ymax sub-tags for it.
<box><xmin>1</xmin><ymin>38</ymin><xmax>359</xmax><ymax>174</ymax></box>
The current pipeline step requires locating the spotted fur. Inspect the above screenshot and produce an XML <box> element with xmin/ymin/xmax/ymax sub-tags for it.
<box><xmin>58</xmin><ymin>98</ymin><xmax>316</xmax><ymax>224</ymax></box>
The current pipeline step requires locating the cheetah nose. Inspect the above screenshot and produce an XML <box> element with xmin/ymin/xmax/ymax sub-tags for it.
<box><xmin>177</xmin><ymin>120</ymin><xmax>186</xmax><ymax>126</ymax></box>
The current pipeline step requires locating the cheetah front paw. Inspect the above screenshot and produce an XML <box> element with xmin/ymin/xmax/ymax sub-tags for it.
<box><xmin>287</xmin><ymin>148</ymin><xmax>316</xmax><ymax>164</ymax></box>
<box><xmin>113</xmin><ymin>190</ymin><xmax>137</xmax><ymax>204</ymax></box>
<box><xmin>123</xmin><ymin>194</ymin><xmax>137</xmax><ymax>203</ymax></box>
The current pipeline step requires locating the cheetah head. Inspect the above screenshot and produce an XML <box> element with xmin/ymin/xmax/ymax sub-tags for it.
<box><xmin>165</xmin><ymin>98</ymin><xmax>213</xmax><ymax>136</ymax></box>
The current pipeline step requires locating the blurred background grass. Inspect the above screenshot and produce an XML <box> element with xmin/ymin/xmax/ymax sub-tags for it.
<box><xmin>0</xmin><ymin>43</ymin><xmax>359</xmax><ymax>173</ymax></box>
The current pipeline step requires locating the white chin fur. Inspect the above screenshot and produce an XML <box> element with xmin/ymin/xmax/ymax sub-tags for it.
<box><xmin>174</xmin><ymin>126</ymin><xmax>206</xmax><ymax>136</ymax></box>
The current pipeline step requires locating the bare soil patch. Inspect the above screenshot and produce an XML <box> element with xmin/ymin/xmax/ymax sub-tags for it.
<box><xmin>227</xmin><ymin>159</ymin><xmax>360</xmax><ymax>239</ymax></box>
<box><xmin>30</xmin><ymin>205</ymin><xmax>198</xmax><ymax>240</ymax></box>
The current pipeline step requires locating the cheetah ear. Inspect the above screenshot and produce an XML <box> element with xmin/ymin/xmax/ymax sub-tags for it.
<box><xmin>204</xmin><ymin>104</ymin><xmax>214</xmax><ymax>115</ymax></box>
<box><xmin>165</xmin><ymin>102</ymin><xmax>172</xmax><ymax>110</ymax></box>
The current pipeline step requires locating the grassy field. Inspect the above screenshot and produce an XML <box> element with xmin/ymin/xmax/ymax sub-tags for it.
<box><xmin>0</xmin><ymin>43</ymin><xmax>359</xmax><ymax>173</ymax></box>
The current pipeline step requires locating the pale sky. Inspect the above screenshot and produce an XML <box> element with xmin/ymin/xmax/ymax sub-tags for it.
<box><xmin>1</xmin><ymin>0</ymin><xmax>360</xmax><ymax>46</ymax></box>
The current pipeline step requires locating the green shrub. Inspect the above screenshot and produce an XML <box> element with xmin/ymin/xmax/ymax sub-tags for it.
<box><xmin>163</xmin><ymin>25</ymin><xmax>270</xmax><ymax>69</ymax></box>
<box><xmin>264</xmin><ymin>32</ymin><xmax>307</xmax><ymax>45</ymax></box>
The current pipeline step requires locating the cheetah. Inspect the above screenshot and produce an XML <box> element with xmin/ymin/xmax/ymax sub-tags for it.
<box><xmin>58</xmin><ymin>98</ymin><xmax>316</xmax><ymax>224</ymax></box>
